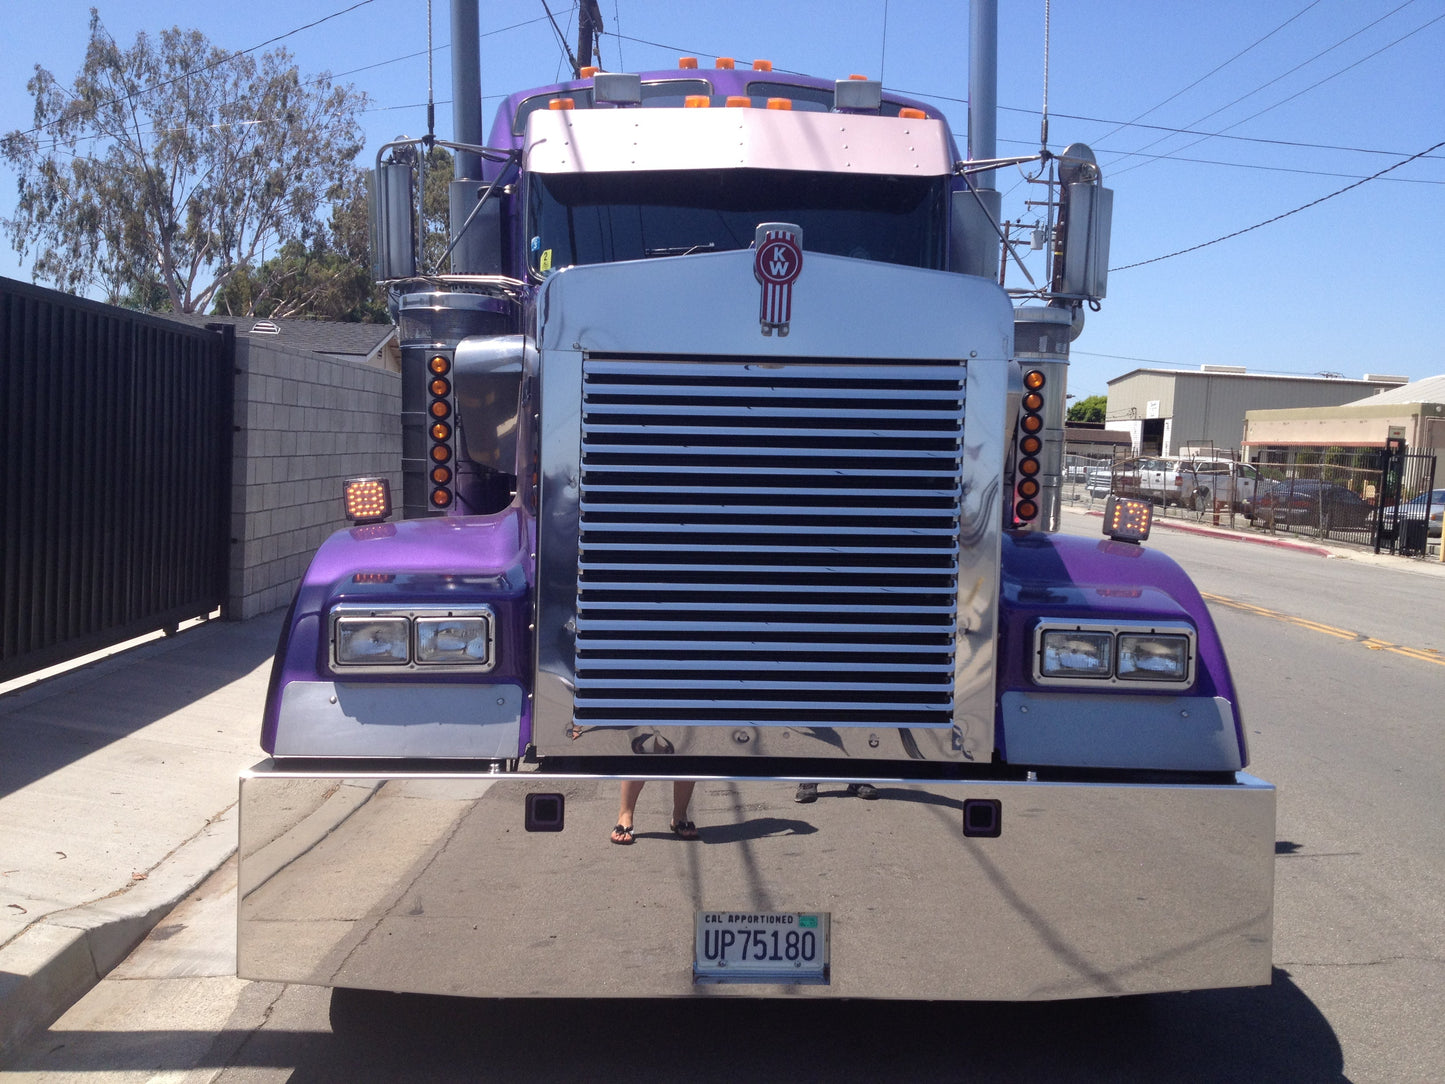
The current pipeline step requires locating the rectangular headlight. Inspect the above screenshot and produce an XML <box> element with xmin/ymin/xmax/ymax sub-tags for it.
<box><xmin>416</xmin><ymin>613</ymin><xmax>494</xmax><ymax>668</ymax></box>
<box><xmin>329</xmin><ymin>605</ymin><xmax>498</xmax><ymax>673</ymax></box>
<box><xmin>1039</xmin><ymin>629</ymin><xmax>1114</xmax><ymax>679</ymax></box>
<box><xmin>1117</xmin><ymin>634</ymin><xmax>1192</xmax><ymax>682</ymax></box>
<box><xmin>1032</xmin><ymin>620</ymin><xmax>1196</xmax><ymax>688</ymax></box>
<box><xmin>334</xmin><ymin>615</ymin><xmax>410</xmax><ymax>665</ymax></box>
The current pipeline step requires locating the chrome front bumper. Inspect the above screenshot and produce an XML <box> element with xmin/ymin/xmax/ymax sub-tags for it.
<box><xmin>238</xmin><ymin>764</ymin><xmax>1274</xmax><ymax>1000</ymax></box>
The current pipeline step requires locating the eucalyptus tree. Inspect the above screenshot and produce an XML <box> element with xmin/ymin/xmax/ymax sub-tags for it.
<box><xmin>2</xmin><ymin>11</ymin><xmax>367</xmax><ymax>313</ymax></box>
<box><xmin>214</xmin><ymin>146</ymin><xmax>454</xmax><ymax>322</ymax></box>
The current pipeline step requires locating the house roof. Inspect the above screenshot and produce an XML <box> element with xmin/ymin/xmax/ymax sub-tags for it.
<box><xmin>1346</xmin><ymin>374</ymin><xmax>1445</xmax><ymax>406</ymax></box>
<box><xmin>1107</xmin><ymin>367</ymin><xmax>1393</xmax><ymax>388</ymax></box>
<box><xmin>160</xmin><ymin>313</ymin><xmax>395</xmax><ymax>362</ymax></box>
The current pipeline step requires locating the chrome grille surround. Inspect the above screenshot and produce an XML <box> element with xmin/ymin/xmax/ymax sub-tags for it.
<box><xmin>556</xmin><ymin>354</ymin><xmax>968</xmax><ymax>748</ymax></box>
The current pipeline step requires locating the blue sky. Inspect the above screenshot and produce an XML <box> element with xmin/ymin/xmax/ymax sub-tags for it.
<box><xmin>2</xmin><ymin>1</ymin><xmax>1440</xmax><ymax>399</ymax></box>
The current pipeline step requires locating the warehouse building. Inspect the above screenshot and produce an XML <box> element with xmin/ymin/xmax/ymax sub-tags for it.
<box><xmin>1104</xmin><ymin>366</ymin><xmax>1407</xmax><ymax>458</ymax></box>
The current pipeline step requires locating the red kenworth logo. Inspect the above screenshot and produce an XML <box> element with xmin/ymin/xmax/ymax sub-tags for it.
<box><xmin>753</xmin><ymin>223</ymin><xmax>804</xmax><ymax>336</ymax></box>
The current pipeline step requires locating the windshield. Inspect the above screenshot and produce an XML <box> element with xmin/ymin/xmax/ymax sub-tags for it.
<box><xmin>526</xmin><ymin>168</ymin><xmax>948</xmax><ymax>276</ymax></box>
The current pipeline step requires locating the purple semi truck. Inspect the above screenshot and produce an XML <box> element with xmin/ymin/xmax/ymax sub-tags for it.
<box><xmin>237</xmin><ymin>8</ymin><xmax>1273</xmax><ymax>1002</ymax></box>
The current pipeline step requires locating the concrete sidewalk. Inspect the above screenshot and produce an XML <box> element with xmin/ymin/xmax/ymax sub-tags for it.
<box><xmin>0</xmin><ymin>612</ymin><xmax>282</xmax><ymax>1058</ymax></box>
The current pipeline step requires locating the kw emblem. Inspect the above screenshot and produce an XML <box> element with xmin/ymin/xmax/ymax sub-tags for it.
<box><xmin>753</xmin><ymin>223</ymin><xmax>804</xmax><ymax>336</ymax></box>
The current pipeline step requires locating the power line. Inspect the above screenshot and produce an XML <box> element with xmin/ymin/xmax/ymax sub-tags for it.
<box><xmin>8</xmin><ymin>0</ymin><xmax>381</xmax><ymax>144</ymax></box>
<box><xmin>1108</xmin><ymin>5</ymin><xmax>1443</xmax><ymax>180</ymax></box>
<box><xmin>538</xmin><ymin>1</ymin><xmax>579</xmax><ymax>77</ymax></box>
<box><xmin>18</xmin><ymin>14</ymin><xmax>560</xmax><ymax>159</ymax></box>
<box><xmin>1111</xmin><ymin>139</ymin><xmax>1445</xmax><ymax>272</ymax></box>
<box><xmin>991</xmin><ymin>136</ymin><xmax>1443</xmax><ymax>185</ymax></box>
<box><xmin>611</xmin><ymin>0</ymin><xmax>624</xmax><ymax>71</ymax></box>
<box><xmin>606</xmin><ymin>29</ymin><xmax>742</xmax><ymax>64</ymax></box>
<box><xmin>1090</xmin><ymin>0</ymin><xmax>1326</xmax><ymax>150</ymax></box>
<box><xmin>902</xmin><ymin>87</ymin><xmax>1441</xmax><ymax>163</ymax></box>
<box><xmin>349</xmin><ymin>26</ymin><xmax>1435</xmax><ymax>174</ymax></box>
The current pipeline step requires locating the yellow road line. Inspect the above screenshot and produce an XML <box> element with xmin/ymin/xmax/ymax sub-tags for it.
<box><xmin>1201</xmin><ymin>592</ymin><xmax>1445</xmax><ymax>667</ymax></box>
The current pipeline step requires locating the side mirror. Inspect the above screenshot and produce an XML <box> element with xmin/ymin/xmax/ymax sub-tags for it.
<box><xmin>368</xmin><ymin>163</ymin><xmax>417</xmax><ymax>281</ymax></box>
<box><xmin>1052</xmin><ymin>143</ymin><xmax>1112</xmax><ymax>302</ymax></box>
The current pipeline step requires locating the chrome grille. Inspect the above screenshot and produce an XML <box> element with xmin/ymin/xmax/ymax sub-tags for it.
<box><xmin>574</xmin><ymin>355</ymin><xmax>965</xmax><ymax>729</ymax></box>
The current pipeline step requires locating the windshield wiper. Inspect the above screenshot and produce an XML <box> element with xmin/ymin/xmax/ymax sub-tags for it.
<box><xmin>642</xmin><ymin>242</ymin><xmax>718</xmax><ymax>257</ymax></box>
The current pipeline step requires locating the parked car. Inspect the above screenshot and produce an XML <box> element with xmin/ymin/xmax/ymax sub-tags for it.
<box><xmin>1250</xmin><ymin>480</ymin><xmax>1374</xmax><ymax>531</ymax></box>
<box><xmin>1062</xmin><ymin>454</ymin><xmax>1090</xmax><ymax>482</ymax></box>
<box><xmin>1108</xmin><ymin>456</ymin><xmax>1184</xmax><ymax>504</ymax></box>
<box><xmin>1381</xmin><ymin>488</ymin><xmax>1445</xmax><ymax>538</ymax></box>
<box><xmin>1085</xmin><ymin>465</ymin><xmax>1114</xmax><ymax>498</ymax></box>
<box><xmin>1182</xmin><ymin>458</ymin><xmax>1263</xmax><ymax>513</ymax></box>
<box><xmin>1109</xmin><ymin>455</ymin><xmax>1261</xmax><ymax>510</ymax></box>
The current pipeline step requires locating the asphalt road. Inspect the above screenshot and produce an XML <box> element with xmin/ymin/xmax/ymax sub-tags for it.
<box><xmin>4</xmin><ymin>513</ymin><xmax>1442</xmax><ymax>1083</ymax></box>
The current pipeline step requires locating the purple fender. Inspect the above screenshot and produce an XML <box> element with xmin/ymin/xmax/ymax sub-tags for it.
<box><xmin>261</xmin><ymin>508</ymin><xmax>533</xmax><ymax>754</ymax></box>
<box><xmin>996</xmin><ymin>530</ymin><xmax>1247</xmax><ymax>769</ymax></box>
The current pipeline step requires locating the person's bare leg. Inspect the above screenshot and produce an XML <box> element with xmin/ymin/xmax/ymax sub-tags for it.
<box><xmin>670</xmin><ymin>780</ymin><xmax>698</xmax><ymax>839</ymax></box>
<box><xmin>612</xmin><ymin>779</ymin><xmax>645</xmax><ymax>843</ymax></box>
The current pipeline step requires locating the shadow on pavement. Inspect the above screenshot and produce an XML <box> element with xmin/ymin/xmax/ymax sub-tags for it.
<box><xmin>307</xmin><ymin>969</ymin><xmax>1346</xmax><ymax>1083</ymax></box>
<box><xmin>0</xmin><ymin>614</ymin><xmax>279</xmax><ymax>799</ymax></box>
<box><xmin>5</xmin><ymin>968</ymin><xmax>1344</xmax><ymax>1080</ymax></box>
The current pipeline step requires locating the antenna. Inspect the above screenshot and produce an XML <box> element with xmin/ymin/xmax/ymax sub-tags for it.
<box><xmin>1040</xmin><ymin>0</ymin><xmax>1050</xmax><ymax>151</ymax></box>
<box><xmin>426</xmin><ymin>0</ymin><xmax>436</xmax><ymax>144</ymax></box>
<box><xmin>541</xmin><ymin>1</ymin><xmax>581</xmax><ymax>77</ymax></box>
<box><xmin>879</xmin><ymin>0</ymin><xmax>890</xmax><ymax>86</ymax></box>
<box><xmin>419</xmin><ymin>0</ymin><xmax>435</xmax><ymax>272</ymax></box>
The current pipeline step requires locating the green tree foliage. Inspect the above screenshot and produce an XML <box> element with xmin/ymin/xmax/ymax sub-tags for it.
<box><xmin>1</xmin><ymin>10</ymin><xmax>367</xmax><ymax>313</ymax></box>
<box><xmin>213</xmin><ymin>170</ymin><xmax>384</xmax><ymax>321</ymax></box>
<box><xmin>215</xmin><ymin>146</ymin><xmax>454</xmax><ymax>321</ymax></box>
<box><xmin>1067</xmin><ymin>394</ymin><xmax>1107</xmax><ymax>423</ymax></box>
<box><xmin>422</xmin><ymin>144</ymin><xmax>456</xmax><ymax>273</ymax></box>
<box><xmin>210</xmin><ymin>237</ymin><xmax>386</xmax><ymax>322</ymax></box>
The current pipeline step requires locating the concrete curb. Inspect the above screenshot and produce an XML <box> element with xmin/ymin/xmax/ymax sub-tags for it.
<box><xmin>1068</xmin><ymin>503</ymin><xmax>1445</xmax><ymax>574</ymax></box>
<box><xmin>0</xmin><ymin>803</ymin><xmax>239</xmax><ymax>1058</ymax></box>
<box><xmin>1147</xmin><ymin>517</ymin><xmax>1335</xmax><ymax>557</ymax></box>
<box><xmin>1069</xmin><ymin>505</ymin><xmax>1335</xmax><ymax>557</ymax></box>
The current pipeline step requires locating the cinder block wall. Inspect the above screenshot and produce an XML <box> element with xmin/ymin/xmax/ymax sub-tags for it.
<box><xmin>229</xmin><ymin>339</ymin><xmax>401</xmax><ymax>618</ymax></box>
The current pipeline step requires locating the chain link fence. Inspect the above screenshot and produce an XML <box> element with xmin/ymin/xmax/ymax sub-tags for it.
<box><xmin>1060</xmin><ymin>445</ymin><xmax>1439</xmax><ymax>555</ymax></box>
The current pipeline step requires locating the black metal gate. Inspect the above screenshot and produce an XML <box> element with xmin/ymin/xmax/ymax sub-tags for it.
<box><xmin>1</xmin><ymin>279</ymin><xmax>233</xmax><ymax>680</ymax></box>
<box><xmin>1375</xmin><ymin>442</ymin><xmax>1438</xmax><ymax>556</ymax></box>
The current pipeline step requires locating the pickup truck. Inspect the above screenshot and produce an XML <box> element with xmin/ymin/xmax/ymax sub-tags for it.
<box><xmin>1111</xmin><ymin>456</ymin><xmax>1262</xmax><ymax>512</ymax></box>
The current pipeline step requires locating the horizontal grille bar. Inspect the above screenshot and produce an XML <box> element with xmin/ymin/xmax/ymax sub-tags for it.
<box><xmin>571</xmin><ymin>355</ymin><xmax>966</xmax><ymax>730</ymax></box>
<box><xmin>580</xmin><ymin>446</ymin><xmax>960</xmax><ymax>463</ymax></box>
<box><xmin>579</xmin><ymin>639</ymin><xmax>949</xmax><ymax>654</ymax></box>
<box><xmin>580</xmin><ymin>542</ymin><xmax>960</xmax><ymax>556</ymax></box>
<box><xmin>576</xmin><ymin>619</ymin><xmax>953</xmax><ymax>633</ymax></box>
<box><xmin>579</xmin><ymin>582</ymin><xmax>952</xmax><ymax>596</ymax></box>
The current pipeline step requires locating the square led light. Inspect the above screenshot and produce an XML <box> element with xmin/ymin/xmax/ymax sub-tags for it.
<box><xmin>1117</xmin><ymin>634</ymin><xmax>1191</xmax><ymax>682</ymax></box>
<box><xmin>344</xmin><ymin>477</ymin><xmax>392</xmax><ymax>523</ymax></box>
<box><xmin>415</xmin><ymin>613</ymin><xmax>494</xmax><ymax>668</ymax></box>
<box><xmin>1039</xmin><ymin>629</ymin><xmax>1114</xmax><ymax>679</ymax></box>
<box><xmin>334</xmin><ymin>615</ymin><xmax>410</xmax><ymax>665</ymax></box>
<box><xmin>1103</xmin><ymin>495</ymin><xmax>1152</xmax><ymax>542</ymax></box>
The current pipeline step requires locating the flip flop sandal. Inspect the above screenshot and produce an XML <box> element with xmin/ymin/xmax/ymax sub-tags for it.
<box><xmin>610</xmin><ymin>823</ymin><xmax>634</xmax><ymax>845</ymax></box>
<box><xmin>670</xmin><ymin>820</ymin><xmax>699</xmax><ymax>840</ymax></box>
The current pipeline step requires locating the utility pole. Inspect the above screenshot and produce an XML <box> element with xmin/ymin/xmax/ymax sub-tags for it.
<box><xmin>576</xmin><ymin>0</ymin><xmax>603</xmax><ymax>73</ymax></box>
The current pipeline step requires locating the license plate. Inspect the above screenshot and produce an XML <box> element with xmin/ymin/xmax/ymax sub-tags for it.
<box><xmin>694</xmin><ymin>911</ymin><xmax>830</xmax><ymax>985</ymax></box>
